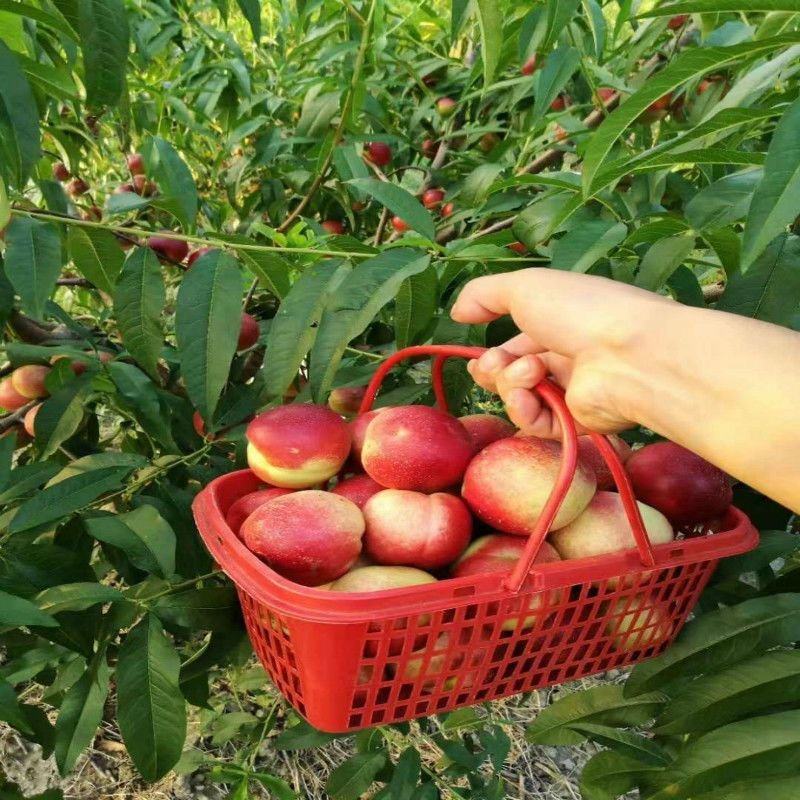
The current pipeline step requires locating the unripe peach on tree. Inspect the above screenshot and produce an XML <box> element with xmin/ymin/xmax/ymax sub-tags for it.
<box><xmin>436</xmin><ymin>97</ymin><xmax>456</xmax><ymax>117</ymax></box>
<box><xmin>596</xmin><ymin>87</ymin><xmax>616</xmax><ymax>104</ymax></box>
<box><xmin>11</xmin><ymin>365</ymin><xmax>51</xmax><ymax>399</ymax></box>
<box><xmin>0</xmin><ymin>378</ymin><xmax>28</xmax><ymax>412</ymax></box>
<box><xmin>459</xmin><ymin>413</ymin><xmax>515</xmax><ymax>453</ymax></box>
<box><xmin>549</xmin><ymin>491</ymin><xmax>674</xmax><ymax>560</ymax></box>
<box><xmin>331</xmin><ymin>473</ymin><xmax>383</xmax><ymax>509</ymax></box>
<box><xmin>422</xmin><ymin>188</ymin><xmax>445</xmax><ymax>209</ymax></box>
<box><xmin>549</xmin><ymin>95</ymin><xmax>569</xmax><ymax>112</ymax></box>
<box><xmin>421</xmin><ymin>138</ymin><xmax>438</xmax><ymax>159</ymax></box>
<box><xmin>625</xmin><ymin>441</ymin><xmax>732</xmax><ymax>526</ymax></box>
<box><xmin>363</xmin><ymin>489</ymin><xmax>472</xmax><ymax>570</ymax></box>
<box><xmin>66</xmin><ymin>178</ymin><xmax>89</xmax><ymax>197</ymax></box>
<box><xmin>52</xmin><ymin>162</ymin><xmax>70</xmax><ymax>181</ymax></box>
<box><xmin>328</xmin><ymin>385</ymin><xmax>366</xmax><ymax>417</ymax></box>
<box><xmin>225</xmin><ymin>487</ymin><xmax>292</xmax><ymax>536</ymax></box>
<box><xmin>440</xmin><ymin>202</ymin><xmax>454</xmax><ymax>218</ymax></box>
<box><xmin>668</xmin><ymin>13</ymin><xmax>689</xmax><ymax>29</ymax></box>
<box><xmin>126</xmin><ymin>152</ymin><xmax>145</xmax><ymax>175</ymax></box>
<box><xmin>187</xmin><ymin>247</ymin><xmax>215</xmax><ymax>268</ymax></box>
<box><xmin>147</xmin><ymin>234</ymin><xmax>189</xmax><ymax>263</ymax></box>
<box><xmin>521</xmin><ymin>54</ymin><xmax>540</xmax><ymax>75</ymax></box>
<box><xmin>478</xmin><ymin>133</ymin><xmax>499</xmax><ymax>152</ymax></box>
<box><xmin>241</xmin><ymin>490</ymin><xmax>364</xmax><ymax>586</ymax></box>
<box><xmin>237</xmin><ymin>313</ymin><xmax>259</xmax><ymax>351</ymax></box>
<box><xmin>321</xmin><ymin>219</ymin><xmax>345</xmax><ymax>235</ymax></box>
<box><xmin>364</xmin><ymin>141</ymin><xmax>392</xmax><ymax>167</ymax></box>
<box><xmin>246</xmin><ymin>404</ymin><xmax>351</xmax><ymax>488</ymax></box>
<box><xmin>507</xmin><ymin>241</ymin><xmax>527</xmax><ymax>254</ymax></box>
<box><xmin>462</xmin><ymin>435</ymin><xmax>596</xmax><ymax>535</ymax></box>
<box><xmin>22</xmin><ymin>405</ymin><xmax>41</xmax><ymax>438</ymax></box>
<box><xmin>361</xmin><ymin>405</ymin><xmax>474</xmax><ymax>492</ymax></box>
<box><xmin>391</xmin><ymin>216</ymin><xmax>410</xmax><ymax>233</ymax></box>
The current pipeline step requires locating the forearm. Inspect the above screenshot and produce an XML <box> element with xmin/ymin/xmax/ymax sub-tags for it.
<box><xmin>612</xmin><ymin>303</ymin><xmax>800</xmax><ymax>514</ymax></box>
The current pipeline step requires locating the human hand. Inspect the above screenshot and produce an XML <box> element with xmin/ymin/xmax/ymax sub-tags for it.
<box><xmin>451</xmin><ymin>269</ymin><xmax>673</xmax><ymax>437</ymax></box>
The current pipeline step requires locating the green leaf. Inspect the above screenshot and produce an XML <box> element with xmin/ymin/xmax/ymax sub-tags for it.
<box><xmin>234</xmin><ymin>0</ymin><xmax>260</xmax><ymax>41</ymax></box>
<box><xmin>142</xmin><ymin>136</ymin><xmax>199</xmax><ymax>231</ymax></box>
<box><xmin>114</xmin><ymin>247</ymin><xmax>165</xmax><ymax>381</ymax></box>
<box><xmin>237</xmin><ymin>248</ymin><xmax>290</xmax><ymax>299</ymax></box>
<box><xmin>0</xmin><ymin>678</ymin><xmax>34</xmax><ymax>734</ymax></box>
<box><xmin>35</xmin><ymin>583</ymin><xmax>124</xmax><ymax>615</ymax></box>
<box><xmin>668</xmin><ymin>266</ymin><xmax>705</xmax><ymax>307</ymax></box>
<box><xmin>714</xmin><ymin>530</ymin><xmax>800</xmax><ymax>582</ymax></box>
<box><xmin>67</xmin><ymin>226</ymin><xmax>124</xmax><ymax>294</ymax></box>
<box><xmin>551</xmin><ymin>220</ymin><xmax>627</xmax><ymax>272</ymax></box>
<box><xmin>77</xmin><ymin>0</ymin><xmax>129</xmax><ymax>108</ymax></box>
<box><xmin>54</xmin><ymin>655</ymin><xmax>109</xmax><ymax>774</ymax></box>
<box><xmin>475</xmin><ymin>0</ymin><xmax>502</xmax><ymax>87</ymax></box>
<box><xmin>261</xmin><ymin>259</ymin><xmax>344</xmax><ymax>400</ymax></box>
<box><xmin>460</xmin><ymin>163</ymin><xmax>505</xmax><ymax>206</ymax></box>
<box><xmin>116</xmin><ymin>614</ymin><xmax>187</xmax><ymax>781</ymax></box>
<box><xmin>274</xmin><ymin>718</ymin><xmax>337</xmax><ymax>750</ymax></box>
<box><xmin>541</xmin><ymin>0</ymin><xmax>581</xmax><ymax>51</ymax></box>
<box><xmin>0</xmin><ymin>40</ymin><xmax>41</xmax><ymax>187</ymax></box>
<box><xmin>685</xmin><ymin>170</ymin><xmax>762</xmax><ymax>230</ymax></box>
<box><xmin>107</xmin><ymin>361</ymin><xmax>177</xmax><ymax>450</ymax></box>
<box><xmin>9</xmin><ymin>465</ymin><xmax>137</xmax><ymax>533</ymax></box>
<box><xmin>525</xmin><ymin>686</ymin><xmax>667</xmax><ymax>745</ymax></box>
<box><xmin>326</xmin><ymin>752</ymin><xmax>386</xmax><ymax>800</ymax></box>
<box><xmin>513</xmin><ymin>191</ymin><xmax>583</xmax><ymax>247</ymax></box>
<box><xmin>742</xmin><ymin>97</ymin><xmax>800</xmax><ymax>268</ymax></box>
<box><xmin>0</xmin><ymin>0</ymin><xmax>78</xmax><ymax>39</ymax></box>
<box><xmin>309</xmin><ymin>249</ymin><xmax>430</xmax><ymax>401</ymax></box>
<box><xmin>625</xmin><ymin>594</ymin><xmax>800</xmax><ymax>697</ymax></box>
<box><xmin>532</xmin><ymin>45</ymin><xmax>580</xmax><ymax>121</ymax></box>
<box><xmin>0</xmin><ymin>175</ymin><xmax>9</xmax><ymax>230</ymax></box>
<box><xmin>717</xmin><ymin>234</ymin><xmax>800</xmax><ymax>325</ymax></box>
<box><xmin>567</xmin><ymin>723</ymin><xmax>671</xmax><ymax>765</ymax></box>
<box><xmin>641</xmin><ymin>0</ymin><xmax>800</xmax><ymax>16</ymax></box>
<box><xmin>635</xmin><ymin>234</ymin><xmax>696</xmax><ymax>291</ymax></box>
<box><xmin>4</xmin><ymin>217</ymin><xmax>61</xmax><ymax>320</ymax></box>
<box><xmin>645</xmin><ymin>709</ymin><xmax>800</xmax><ymax>799</ymax></box>
<box><xmin>0</xmin><ymin>589</ymin><xmax>58</xmax><ymax>628</ymax></box>
<box><xmin>175</xmin><ymin>249</ymin><xmax>242</xmax><ymax>422</ymax></box>
<box><xmin>34</xmin><ymin>376</ymin><xmax>92</xmax><ymax>459</ymax></box>
<box><xmin>296</xmin><ymin>90</ymin><xmax>340</xmax><ymax>138</ymax></box>
<box><xmin>395</xmin><ymin>264</ymin><xmax>438</xmax><ymax>349</ymax></box>
<box><xmin>153</xmin><ymin>587</ymin><xmax>239</xmax><ymax>631</ymax></box>
<box><xmin>348</xmin><ymin>179</ymin><xmax>435</xmax><ymax>241</ymax></box>
<box><xmin>387</xmin><ymin>747</ymin><xmax>421</xmax><ymax>800</ymax></box>
<box><xmin>654</xmin><ymin>649</ymin><xmax>800</xmax><ymax>734</ymax></box>
<box><xmin>580</xmin><ymin>751</ymin><xmax>664</xmax><ymax>800</ymax></box>
<box><xmin>690</xmin><ymin>776</ymin><xmax>800</xmax><ymax>800</ymax></box>
<box><xmin>582</xmin><ymin>35</ymin><xmax>800</xmax><ymax>193</ymax></box>
<box><xmin>85</xmin><ymin>506</ymin><xmax>176</xmax><ymax>578</ymax></box>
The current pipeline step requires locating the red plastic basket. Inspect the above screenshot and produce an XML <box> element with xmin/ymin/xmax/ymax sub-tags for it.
<box><xmin>192</xmin><ymin>345</ymin><xmax>758</xmax><ymax>732</ymax></box>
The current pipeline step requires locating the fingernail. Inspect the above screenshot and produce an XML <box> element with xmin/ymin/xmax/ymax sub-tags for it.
<box><xmin>479</xmin><ymin>348</ymin><xmax>502</xmax><ymax>371</ymax></box>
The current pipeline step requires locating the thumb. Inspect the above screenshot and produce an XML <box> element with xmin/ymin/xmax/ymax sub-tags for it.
<box><xmin>451</xmin><ymin>273</ymin><xmax>518</xmax><ymax>324</ymax></box>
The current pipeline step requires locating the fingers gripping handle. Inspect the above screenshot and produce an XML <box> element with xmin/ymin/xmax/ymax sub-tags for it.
<box><xmin>358</xmin><ymin>345</ymin><xmax>656</xmax><ymax>594</ymax></box>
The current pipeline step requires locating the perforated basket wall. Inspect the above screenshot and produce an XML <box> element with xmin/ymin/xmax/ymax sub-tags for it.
<box><xmin>193</xmin><ymin>469</ymin><xmax>757</xmax><ymax>733</ymax></box>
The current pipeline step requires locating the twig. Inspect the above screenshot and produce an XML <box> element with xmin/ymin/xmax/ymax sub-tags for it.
<box><xmin>276</xmin><ymin>0</ymin><xmax>377</xmax><ymax>233</ymax></box>
<box><xmin>0</xmin><ymin>400</ymin><xmax>37</xmax><ymax>434</ymax></box>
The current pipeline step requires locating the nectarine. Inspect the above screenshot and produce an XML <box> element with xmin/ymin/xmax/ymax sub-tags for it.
<box><xmin>459</xmin><ymin>413</ymin><xmax>515</xmax><ymax>453</ymax></box>
<box><xmin>328</xmin><ymin>565</ymin><xmax>436</xmax><ymax>593</ymax></box>
<box><xmin>462</xmin><ymin>435</ymin><xmax>596</xmax><ymax>535</ymax></box>
<box><xmin>577</xmin><ymin>434</ymin><xmax>632</xmax><ymax>491</ymax></box>
<box><xmin>126</xmin><ymin>152</ymin><xmax>145</xmax><ymax>175</ymax></box>
<box><xmin>391</xmin><ymin>216</ymin><xmax>409</xmax><ymax>233</ymax></box>
<box><xmin>361</xmin><ymin>405</ymin><xmax>474</xmax><ymax>492</ymax></box>
<box><xmin>321</xmin><ymin>220</ymin><xmax>345</xmax><ymax>235</ymax></box>
<box><xmin>521</xmin><ymin>54</ymin><xmax>539</xmax><ymax>75</ymax></box>
<box><xmin>363</xmin><ymin>490</ymin><xmax>472</xmax><ymax>570</ymax></box>
<box><xmin>549</xmin><ymin>491</ymin><xmax>673</xmax><ymax>560</ymax></box>
<box><xmin>625</xmin><ymin>442</ymin><xmax>732</xmax><ymax>525</ymax></box>
<box><xmin>148</xmin><ymin>234</ymin><xmax>189</xmax><ymax>264</ymax></box>
<box><xmin>436</xmin><ymin>97</ymin><xmax>456</xmax><ymax>117</ymax></box>
<box><xmin>225</xmin><ymin>487</ymin><xmax>292</xmax><ymax>536</ymax></box>
<box><xmin>187</xmin><ymin>247</ymin><xmax>215</xmax><ymax>267</ymax></box>
<box><xmin>364</xmin><ymin>141</ymin><xmax>392</xmax><ymax>167</ymax></box>
<box><xmin>11</xmin><ymin>365</ymin><xmax>50</xmax><ymax>399</ymax></box>
<box><xmin>52</xmin><ymin>162</ymin><xmax>70</xmax><ymax>181</ymax></box>
<box><xmin>348</xmin><ymin>408</ymin><xmax>387</xmax><ymax>469</ymax></box>
<box><xmin>23</xmin><ymin>404</ymin><xmax>40</xmax><ymax>437</ymax></box>
<box><xmin>328</xmin><ymin>386</ymin><xmax>366</xmax><ymax>417</ymax></box>
<box><xmin>422</xmin><ymin>189</ymin><xmax>445</xmax><ymax>209</ymax></box>
<box><xmin>0</xmin><ymin>378</ymin><xmax>30</xmax><ymax>412</ymax></box>
<box><xmin>237</xmin><ymin>313</ymin><xmax>259</xmax><ymax>351</ymax></box>
<box><xmin>241</xmin><ymin>490</ymin><xmax>364</xmax><ymax>586</ymax></box>
<box><xmin>331</xmin><ymin>473</ymin><xmax>383</xmax><ymax>509</ymax></box>
<box><xmin>606</xmin><ymin>595</ymin><xmax>672</xmax><ymax>652</ymax></box>
<box><xmin>246</xmin><ymin>404</ymin><xmax>351</xmax><ymax>488</ymax></box>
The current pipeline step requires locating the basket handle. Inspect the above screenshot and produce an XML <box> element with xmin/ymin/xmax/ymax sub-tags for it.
<box><xmin>358</xmin><ymin>345</ymin><xmax>656</xmax><ymax>593</ymax></box>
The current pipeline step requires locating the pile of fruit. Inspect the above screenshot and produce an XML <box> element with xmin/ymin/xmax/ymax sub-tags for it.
<box><xmin>229</xmin><ymin>399</ymin><xmax>734</xmax><ymax>616</ymax></box>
